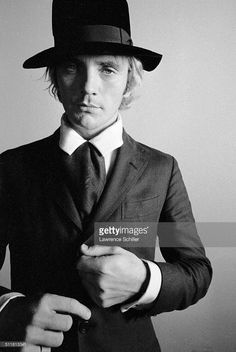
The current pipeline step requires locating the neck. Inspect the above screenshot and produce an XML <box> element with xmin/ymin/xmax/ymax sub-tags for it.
<box><xmin>64</xmin><ymin>113</ymin><xmax>119</xmax><ymax>140</ymax></box>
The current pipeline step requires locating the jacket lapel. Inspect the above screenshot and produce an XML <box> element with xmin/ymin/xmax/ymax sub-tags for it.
<box><xmin>83</xmin><ymin>130</ymin><xmax>150</xmax><ymax>242</ymax></box>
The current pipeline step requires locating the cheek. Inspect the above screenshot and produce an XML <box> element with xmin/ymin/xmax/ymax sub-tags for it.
<box><xmin>58</xmin><ymin>76</ymin><xmax>76</xmax><ymax>99</ymax></box>
<box><xmin>105</xmin><ymin>80</ymin><xmax>127</xmax><ymax>104</ymax></box>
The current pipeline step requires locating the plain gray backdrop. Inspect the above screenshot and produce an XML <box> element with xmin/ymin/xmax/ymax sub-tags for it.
<box><xmin>0</xmin><ymin>1</ymin><xmax>236</xmax><ymax>351</ymax></box>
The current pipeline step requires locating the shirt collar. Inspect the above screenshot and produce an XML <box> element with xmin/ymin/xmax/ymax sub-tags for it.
<box><xmin>59</xmin><ymin>113</ymin><xmax>123</xmax><ymax>156</ymax></box>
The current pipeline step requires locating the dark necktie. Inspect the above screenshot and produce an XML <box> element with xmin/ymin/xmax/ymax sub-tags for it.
<box><xmin>63</xmin><ymin>142</ymin><xmax>106</xmax><ymax>220</ymax></box>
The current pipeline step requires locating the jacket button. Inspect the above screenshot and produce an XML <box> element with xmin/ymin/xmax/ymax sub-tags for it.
<box><xmin>79</xmin><ymin>320</ymin><xmax>90</xmax><ymax>334</ymax></box>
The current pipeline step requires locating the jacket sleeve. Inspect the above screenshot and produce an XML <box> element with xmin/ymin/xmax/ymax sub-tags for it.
<box><xmin>0</xmin><ymin>153</ymin><xmax>12</xmax><ymax>296</ymax></box>
<box><xmin>148</xmin><ymin>157</ymin><xmax>212</xmax><ymax>315</ymax></box>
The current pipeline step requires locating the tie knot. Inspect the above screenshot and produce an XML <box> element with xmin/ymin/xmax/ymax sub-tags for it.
<box><xmin>77</xmin><ymin>142</ymin><xmax>104</xmax><ymax>171</ymax></box>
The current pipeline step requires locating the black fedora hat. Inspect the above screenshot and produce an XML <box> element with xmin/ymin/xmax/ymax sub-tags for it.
<box><xmin>23</xmin><ymin>0</ymin><xmax>162</xmax><ymax>71</ymax></box>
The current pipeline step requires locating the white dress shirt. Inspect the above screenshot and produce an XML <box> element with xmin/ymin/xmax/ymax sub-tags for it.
<box><xmin>0</xmin><ymin>113</ymin><xmax>162</xmax><ymax>315</ymax></box>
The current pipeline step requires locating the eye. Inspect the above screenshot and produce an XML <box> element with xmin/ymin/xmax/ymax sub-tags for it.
<box><xmin>64</xmin><ymin>62</ymin><xmax>78</xmax><ymax>73</ymax></box>
<box><xmin>101</xmin><ymin>65</ymin><xmax>116</xmax><ymax>75</ymax></box>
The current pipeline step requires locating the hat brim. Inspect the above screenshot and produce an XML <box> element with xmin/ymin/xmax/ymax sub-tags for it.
<box><xmin>23</xmin><ymin>42</ymin><xmax>162</xmax><ymax>72</ymax></box>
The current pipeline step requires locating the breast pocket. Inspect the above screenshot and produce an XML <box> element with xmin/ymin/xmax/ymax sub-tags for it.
<box><xmin>122</xmin><ymin>195</ymin><xmax>159</xmax><ymax>220</ymax></box>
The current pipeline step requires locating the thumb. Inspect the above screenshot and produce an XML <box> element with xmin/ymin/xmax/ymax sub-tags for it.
<box><xmin>80</xmin><ymin>244</ymin><xmax>124</xmax><ymax>257</ymax></box>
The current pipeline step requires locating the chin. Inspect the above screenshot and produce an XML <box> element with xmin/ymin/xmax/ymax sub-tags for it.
<box><xmin>73</xmin><ymin>115</ymin><xmax>99</xmax><ymax>130</ymax></box>
<box><xmin>69</xmin><ymin>111</ymin><xmax>93</xmax><ymax>124</ymax></box>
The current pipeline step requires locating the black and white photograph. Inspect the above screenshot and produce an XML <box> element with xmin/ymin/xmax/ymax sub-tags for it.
<box><xmin>0</xmin><ymin>1</ymin><xmax>235</xmax><ymax>351</ymax></box>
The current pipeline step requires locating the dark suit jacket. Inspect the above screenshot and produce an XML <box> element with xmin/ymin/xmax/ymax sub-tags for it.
<box><xmin>0</xmin><ymin>129</ymin><xmax>212</xmax><ymax>352</ymax></box>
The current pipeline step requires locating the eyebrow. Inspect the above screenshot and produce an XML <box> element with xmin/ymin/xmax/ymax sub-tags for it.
<box><xmin>98</xmin><ymin>60</ymin><xmax>120</xmax><ymax>69</ymax></box>
<box><xmin>68</xmin><ymin>57</ymin><xmax>122</xmax><ymax>70</ymax></box>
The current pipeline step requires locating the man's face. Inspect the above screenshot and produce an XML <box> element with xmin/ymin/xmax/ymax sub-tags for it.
<box><xmin>56</xmin><ymin>55</ymin><xmax>129</xmax><ymax>139</ymax></box>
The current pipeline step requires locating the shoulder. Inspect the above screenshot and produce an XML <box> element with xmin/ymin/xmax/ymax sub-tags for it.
<box><xmin>0</xmin><ymin>130</ymin><xmax>58</xmax><ymax>161</ymax></box>
<box><xmin>126</xmin><ymin>132</ymin><xmax>176</xmax><ymax>169</ymax></box>
<box><xmin>0</xmin><ymin>130</ymin><xmax>59</xmax><ymax>174</ymax></box>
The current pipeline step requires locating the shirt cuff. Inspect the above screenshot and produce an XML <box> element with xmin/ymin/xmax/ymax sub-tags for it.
<box><xmin>121</xmin><ymin>260</ymin><xmax>162</xmax><ymax>313</ymax></box>
<box><xmin>0</xmin><ymin>292</ymin><xmax>25</xmax><ymax>313</ymax></box>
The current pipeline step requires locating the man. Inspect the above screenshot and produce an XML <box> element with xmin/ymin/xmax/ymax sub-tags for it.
<box><xmin>0</xmin><ymin>1</ymin><xmax>212</xmax><ymax>351</ymax></box>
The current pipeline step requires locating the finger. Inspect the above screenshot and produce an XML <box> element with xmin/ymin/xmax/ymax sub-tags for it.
<box><xmin>46</xmin><ymin>294</ymin><xmax>91</xmax><ymax>320</ymax></box>
<box><xmin>26</xmin><ymin>325</ymin><xmax>64</xmax><ymax>348</ymax></box>
<box><xmin>92</xmin><ymin>292</ymin><xmax>127</xmax><ymax>308</ymax></box>
<box><xmin>21</xmin><ymin>344</ymin><xmax>41</xmax><ymax>352</ymax></box>
<box><xmin>81</xmin><ymin>244</ymin><xmax>124</xmax><ymax>256</ymax></box>
<box><xmin>21</xmin><ymin>345</ymin><xmax>51</xmax><ymax>352</ymax></box>
<box><xmin>77</xmin><ymin>255</ymin><xmax>113</xmax><ymax>275</ymax></box>
<box><xmin>98</xmin><ymin>296</ymin><xmax>126</xmax><ymax>308</ymax></box>
<box><xmin>47</xmin><ymin>312</ymin><xmax>73</xmax><ymax>332</ymax></box>
<box><xmin>32</xmin><ymin>311</ymin><xmax>73</xmax><ymax>332</ymax></box>
<box><xmin>80</xmin><ymin>276</ymin><xmax>126</xmax><ymax>307</ymax></box>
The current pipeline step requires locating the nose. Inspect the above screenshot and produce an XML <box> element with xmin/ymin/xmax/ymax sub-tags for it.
<box><xmin>80</xmin><ymin>66</ymin><xmax>98</xmax><ymax>96</ymax></box>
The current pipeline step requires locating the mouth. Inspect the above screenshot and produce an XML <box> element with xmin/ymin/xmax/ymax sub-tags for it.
<box><xmin>78</xmin><ymin>103</ymin><xmax>100</xmax><ymax>110</ymax></box>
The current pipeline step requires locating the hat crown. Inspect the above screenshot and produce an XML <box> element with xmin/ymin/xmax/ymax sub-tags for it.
<box><xmin>23</xmin><ymin>0</ymin><xmax>162</xmax><ymax>71</ymax></box>
<box><xmin>52</xmin><ymin>0</ymin><xmax>131</xmax><ymax>41</ymax></box>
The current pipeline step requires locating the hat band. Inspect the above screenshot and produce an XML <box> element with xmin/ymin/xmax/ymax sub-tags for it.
<box><xmin>54</xmin><ymin>25</ymin><xmax>133</xmax><ymax>46</ymax></box>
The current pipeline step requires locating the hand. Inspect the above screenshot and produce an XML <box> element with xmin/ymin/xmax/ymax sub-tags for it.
<box><xmin>0</xmin><ymin>293</ymin><xmax>91</xmax><ymax>351</ymax></box>
<box><xmin>77</xmin><ymin>244</ymin><xmax>146</xmax><ymax>308</ymax></box>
